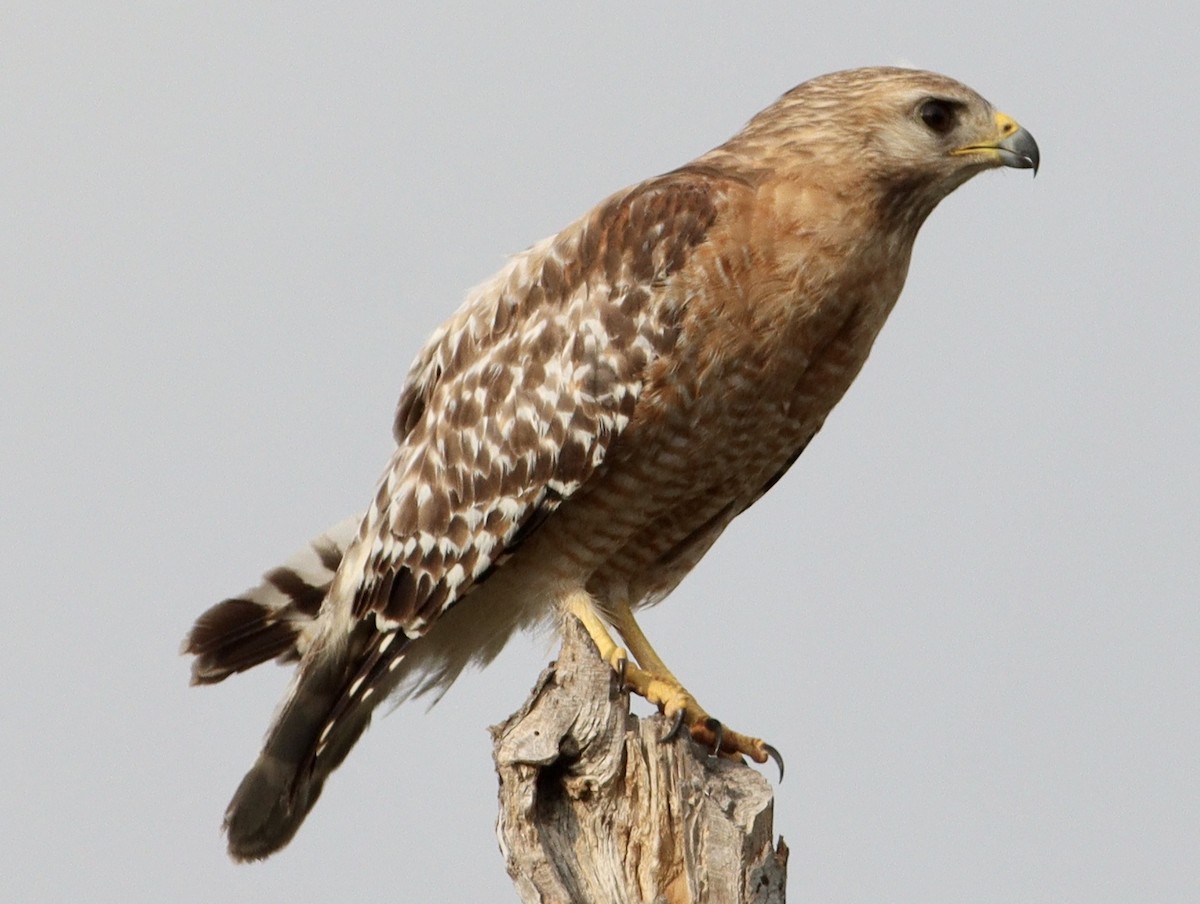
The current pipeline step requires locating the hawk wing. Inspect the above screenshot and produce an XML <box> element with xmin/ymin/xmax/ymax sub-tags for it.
<box><xmin>220</xmin><ymin>170</ymin><xmax>742</xmax><ymax>860</ymax></box>
<box><xmin>336</xmin><ymin>170</ymin><xmax>730</xmax><ymax>636</ymax></box>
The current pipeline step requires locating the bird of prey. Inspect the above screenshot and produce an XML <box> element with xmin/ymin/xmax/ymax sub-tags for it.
<box><xmin>184</xmin><ymin>66</ymin><xmax>1038</xmax><ymax>861</ymax></box>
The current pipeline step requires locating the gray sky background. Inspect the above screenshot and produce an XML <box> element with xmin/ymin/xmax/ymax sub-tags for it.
<box><xmin>3</xmin><ymin>3</ymin><xmax>1197</xmax><ymax>901</ymax></box>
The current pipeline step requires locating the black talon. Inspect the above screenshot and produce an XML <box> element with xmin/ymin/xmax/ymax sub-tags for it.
<box><xmin>614</xmin><ymin>657</ymin><xmax>627</xmax><ymax>691</ymax></box>
<box><xmin>662</xmin><ymin>708</ymin><xmax>686</xmax><ymax>742</ymax></box>
<box><xmin>704</xmin><ymin>718</ymin><xmax>724</xmax><ymax>757</ymax></box>
<box><xmin>763</xmin><ymin>742</ymin><xmax>785</xmax><ymax>781</ymax></box>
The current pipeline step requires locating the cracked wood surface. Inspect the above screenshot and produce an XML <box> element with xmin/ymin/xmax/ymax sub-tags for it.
<box><xmin>492</xmin><ymin>617</ymin><xmax>788</xmax><ymax>903</ymax></box>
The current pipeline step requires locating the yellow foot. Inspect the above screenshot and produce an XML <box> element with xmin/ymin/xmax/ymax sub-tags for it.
<box><xmin>619</xmin><ymin>660</ymin><xmax>784</xmax><ymax>779</ymax></box>
<box><xmin>564</xmin><ymin>594</ymin><xmax>783</xmax><ymax>779</ymax></box>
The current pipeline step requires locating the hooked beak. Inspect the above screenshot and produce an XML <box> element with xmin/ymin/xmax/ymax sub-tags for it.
<box><xmin>953</xmin><ymin>111</ymin><xmax>1040</xmax><ymax>175</ymax></box>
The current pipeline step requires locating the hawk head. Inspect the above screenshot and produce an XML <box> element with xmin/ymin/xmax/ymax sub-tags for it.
<box><xmin>720</xmin><ymin>67</ymin><xmax>1039</xmax><ymax>229</ymax></box>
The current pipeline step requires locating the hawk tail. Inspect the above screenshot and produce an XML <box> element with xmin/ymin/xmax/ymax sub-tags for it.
<box><xmin>184</xmin><ymin>514</ymin><xmax>420</xmax><ymax>859</ymax></box>
<box><xmin>182</xmin><ymin>516</ymin><xmax>361</xmax><ymax>685</ymax></box>
<box><xmin>218</xmin><ymin>624</ymin><xmax>360</xmax><ymax>854</ymax></box>
<box><xmin>225</xmin><ymin>619</ymin><xmax>417</xmax><ymax>854</ymax></box>
<box><xmin>223</xmin><ymin>623</ymin><xmax>410</xmax><ymax>860</ymax></box>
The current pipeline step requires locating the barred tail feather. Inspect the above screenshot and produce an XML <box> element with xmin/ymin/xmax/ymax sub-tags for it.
<box><xmin>185</xmin><ymin>514</ymin><xmax>422</xmax><ymax>859</ymax></box>
<box><xmin>182</xmin><ymin>516</ymin><xmax>361</xmax><ymax>685</ymax></box>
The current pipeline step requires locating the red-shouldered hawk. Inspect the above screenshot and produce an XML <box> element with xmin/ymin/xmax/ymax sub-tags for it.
<box><xmin>184</xmin><ymin>67</ymin><xmax>1038</xmax><ymax>861</ymax></box>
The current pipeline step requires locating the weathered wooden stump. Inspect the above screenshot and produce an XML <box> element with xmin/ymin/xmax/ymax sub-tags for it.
<box><xmin>492</xmin><ymin>617</ymin><xmax>788</xmax><ymax>903</ymax></box>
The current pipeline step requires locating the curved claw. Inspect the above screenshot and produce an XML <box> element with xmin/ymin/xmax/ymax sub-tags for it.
<box><xmin>661</xmin><ymin>708</ymin><xmax>686</xmax><ymax>742</ymax></box>
<box><xmin>614</xmin><ymin>656</ymin><xmax>627</xmax><ymax>692</ymax></box>
<box><xmin>705</xmin><ymin>718</ymin><xmax>724</xmax><ymax>758</ymax></box>
<box><xmin>762</xmin><ymin>742</ymin><xmax>785</xmax><ymax>782</ymax></box>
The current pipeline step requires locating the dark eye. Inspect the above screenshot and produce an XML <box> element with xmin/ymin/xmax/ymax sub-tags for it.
<box><xmin>919</xmin><ymin>99</ymin><xmax>958</xmax><ymax>134</ymax></box>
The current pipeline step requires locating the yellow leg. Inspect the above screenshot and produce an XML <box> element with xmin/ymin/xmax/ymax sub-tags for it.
<box><xmin>565</xmin><ymin>592</ymin><xmax>629</xmax><ymax>674</ymax></box>
<box><xmin>566</xmin><ymin>592</ymin><xmax>782</xmax><ymax>776</ymax></box>
<box><xmin>609</xmin><ymin>602</ymin><xmax>680</xmax><ymax>684</ymax></box>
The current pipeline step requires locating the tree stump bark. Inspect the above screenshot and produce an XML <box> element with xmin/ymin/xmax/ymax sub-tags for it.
<box><xmin>491</xmin><ymin>617</ymin><xmax>788</xmax><ymax>903</ymax></box>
